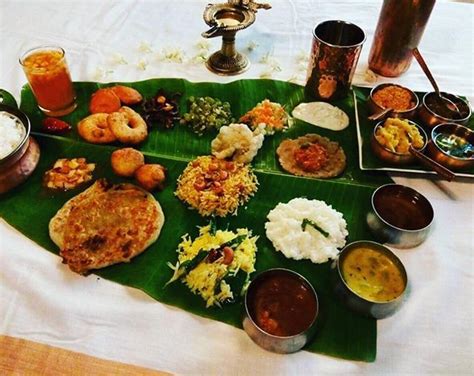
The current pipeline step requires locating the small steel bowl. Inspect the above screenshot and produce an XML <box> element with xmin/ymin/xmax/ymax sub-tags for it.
<box><xmin>0</xmin><ymin>104</ymin><xmax>40</xmax><ymax>194</ymax></box>
<box><xmin>419</xmin><ymin>91</ymin><xmax>471</xmax><ymax>128</ymax></box>
<box><xmin>366</xmin><ymin>184</ymin><xmax>434</xmax><ymax>248</ymax></box>
<box><xmin>243</xmin><ymin>268</ymin><xmax>319</xmax><ymax>354</ymax></box>
<box><xmin>368</xmin><ymin>83</ymin><xmax>419</xmax><ymax>120</ymax></box>
<box><xmin>333</xmin><ymin>240</ymin><xmax>408</xmax><ymax>319</ymax></box>
<box><xmin>426</xmin><ymin>123</ymin><xmax>474</xmax><ymax>170</ymax></box>
<box><xmin>371</xmin><ymin>119</ymin><xmax>428</xmax><ymax>165</ymax></box>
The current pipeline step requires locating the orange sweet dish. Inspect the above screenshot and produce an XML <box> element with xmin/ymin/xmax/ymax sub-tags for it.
<box><xmin>372</xmin><ymin>85</ymin><xmax>414</xmax><ymax>111</ymax></box>
<box><xmin>22</xmin><ymin>49</ymin><xmax>76</xmax><ymax>113</ymax></box>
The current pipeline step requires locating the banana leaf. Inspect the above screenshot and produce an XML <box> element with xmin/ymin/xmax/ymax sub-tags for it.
<box><xmin>0</xmin><ymin>88</ymin><xmax>18</xmax><ymax>108</ymax></box>
<box><xmin>0</xmin><ymin>79</ymin><xmax>393</xmax><ymax>362</ymax></box>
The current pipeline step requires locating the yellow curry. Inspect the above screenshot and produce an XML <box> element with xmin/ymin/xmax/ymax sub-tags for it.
<box><xmin>341</xmin><ymin>247</ymin><xmax>405</xmax><ymax>302</ymax></box>
<box><xmin>375</xmin><ymin>117</ymin><xmax>424</xmax><ymax>154</ymax></box>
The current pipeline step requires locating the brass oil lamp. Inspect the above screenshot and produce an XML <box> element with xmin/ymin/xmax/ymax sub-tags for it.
<box><xmin>202</xmin><ymin>0</ymin><xmax>271</xmax><ymax>75</ymax></box>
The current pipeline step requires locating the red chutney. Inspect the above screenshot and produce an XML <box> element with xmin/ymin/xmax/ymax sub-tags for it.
<box><xmin>294</xmin><ymin>143</ymin><xmax>328</xmax><ymax>172</ymax></box>
<box><xmin>248</xmin><ymin>272</ymin><xmax>317</xmax><ymax>337</ymax></box>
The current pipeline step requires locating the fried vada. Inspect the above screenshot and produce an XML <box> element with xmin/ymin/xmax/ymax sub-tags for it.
<box><xmin>108</xmin><ymin>106</ymin><xmax>148</xmax><ymax>144</ymax></box>
<box><xmin>111</xmin><ymin>85</ymin><xmax>143</xmax><ymax>105</ymax></box>
<box><xmin>78</xmin><ymin>113</ymin><xmax>117</xmax><ymax>144</ymax></box>
<box><xmin>111</xmin><ymin>148</ymin><xmax>145</xmax><ymax>177</ymax></box>
<box><xmin>135</xmin><ymin>164</ymin><xmax>166</xmax><ymax>191</ymax></box>
<box><xmin>89</xmin><ymin>88</ymin><xmax>121</xmax><ymax>114</ymax></box>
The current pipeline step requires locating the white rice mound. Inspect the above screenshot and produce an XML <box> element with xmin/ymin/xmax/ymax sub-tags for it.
<box><xmin>265</xmin><ymin>198</ymin><xmax>348</xmax><ymax>264</ymax></box>
<box><xmin>0</xmin><ymin>111</ymin><xmax>25</xmax><ymax>159</ymax></box>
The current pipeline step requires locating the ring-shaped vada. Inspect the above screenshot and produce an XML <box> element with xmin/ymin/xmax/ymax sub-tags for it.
<box><xmin>78</xmin><ymin>113</ymin><xmax>117</xmax><ymax>144</ymax></box>
<box><xmin>108</xmin><ymin>106</ymin><xmax>148</xmax><ymax>144</ymax></box>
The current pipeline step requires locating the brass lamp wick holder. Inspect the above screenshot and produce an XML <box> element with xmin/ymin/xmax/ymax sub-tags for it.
<box><xmin>202</xmin><ymin>1</ymin><xmax>270</xmax><ymax>75</ymax></box>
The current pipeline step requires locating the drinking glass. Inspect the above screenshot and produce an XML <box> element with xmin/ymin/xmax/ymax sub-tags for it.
<box><xmin>305</xmin><ymin>20</ymin><xmax>366</xmax><ymax>101</ymax></box>
<box><xmin>20</xmin><ymin>46</ymin><xmax>77</xmax><ymax>117</ymax></box>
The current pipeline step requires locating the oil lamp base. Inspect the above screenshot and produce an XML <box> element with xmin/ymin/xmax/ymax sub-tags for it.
<box><xmin>205</xmin><ymin>50</ymin><xmax>250</xmax><ymax>76</ymax></box>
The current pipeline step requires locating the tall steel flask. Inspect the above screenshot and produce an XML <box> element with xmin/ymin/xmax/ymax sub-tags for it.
<box><xmin>368</xmin><ymin>0</ymin><xmax>436</xmax><ymax>77</ymax></box>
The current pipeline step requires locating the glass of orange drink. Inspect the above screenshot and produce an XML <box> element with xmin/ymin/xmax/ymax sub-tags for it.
<box><xmin>20</xmin><ymin>46</ymin><xmax>77</xmax><ymax>117</ymax></box>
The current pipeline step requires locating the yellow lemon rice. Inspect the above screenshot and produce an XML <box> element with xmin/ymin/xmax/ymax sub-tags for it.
<box><xmin>168</xmin><ymin>224</ymin><xmax>258</xmax><ymax>307</ymax></box>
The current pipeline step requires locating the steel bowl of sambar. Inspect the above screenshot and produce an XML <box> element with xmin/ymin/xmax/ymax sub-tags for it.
<box><xmin>334</xmin><ymin>241</ymin><xmax>408</xmax><ymax>319</ymax></box>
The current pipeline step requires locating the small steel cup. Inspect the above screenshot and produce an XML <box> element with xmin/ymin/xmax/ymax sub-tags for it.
<box><xmin>366</xmin><ymin>184</ymin><xmax>434</xmax><ymax>249</ymax></box>
<box><xmin>368</xmin><ymin>83</ymin><xmax>419</xmax><ymax>120</ymax></box>
<box><xmin>243</xmin><ymin>268</ymin><xmax>318</xmax><ymax>354</ymax></box>
<box><xmin>418</xmin><ymin>92</ymin><xmax>472</xmax><ymax>128</ymax></box>
<box><xmin>371</xmin><ymin>119</ymin><xmax>427</xmax><ymax>165</ymax></box>
<box><xmin>305</xmin><ymin>20</ymin><xmax>366</xmax><ymax>101</ymax></box>
<box><xmin>333</xmin><ymin>241</ymin><xmax>408</xmax><ymax>319</ymax></box>
<box><xmin>427</xmin><ymin>123</ymin><xmax>474</xmax><ymax>170</ymax></box>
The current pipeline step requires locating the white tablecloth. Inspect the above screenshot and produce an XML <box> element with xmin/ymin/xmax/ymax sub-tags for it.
<box><xmin>1</xmin><ymin>1</ymin><xmax>473</xmax><ymax>374</ymax></box>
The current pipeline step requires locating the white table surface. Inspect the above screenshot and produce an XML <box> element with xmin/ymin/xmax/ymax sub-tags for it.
<box><xmin>1</xmin><ymin>1</ymin><xmax>473</xmax><ymax>374</ymax></box>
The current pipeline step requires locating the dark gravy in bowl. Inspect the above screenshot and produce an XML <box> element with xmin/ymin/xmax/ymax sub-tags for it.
<box><xmin>247</xmin><ymin>271</ymin><xmax>317</xmax><ymax>337</ymax></box>
<box><xmin>374</xmin><ymin>185</ymin><xmax>433</xmax><ymax>230</ymax></box>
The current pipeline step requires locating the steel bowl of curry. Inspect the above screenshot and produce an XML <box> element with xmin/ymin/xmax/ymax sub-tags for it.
<box><xmin>334</xmin><ymin>241</ymin><xmax>408</xmax><ymax>319</ymax></box>
<box><xmin>427</xmin><ymin>123</ymin><xmax>474</xmax><ymax>170</ymax></box>
<box><xmin>371</xmin><ymin>118</ymin><xmax>427</xmax><ymax>165</ymax></box>
<box><xmin>368</xmin><ymin>83</ymin><xmax>419</xmax><ymax>120</ymax></box>
<box><xmin>243</xmin><ymin>268</ymin><xmax>319</xmax><ymax>354</ymax></box>
<box><xmin>366</xmin><ymin>184</ymin><xmax>434</xmax><ymax>249</ymax></box>
<box><xmin>419</xmin><ymin>91</ymin><xmax>471</xmax><ymax>128</ymax></box>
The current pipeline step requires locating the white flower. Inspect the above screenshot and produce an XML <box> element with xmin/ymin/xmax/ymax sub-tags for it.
<box><xmin>196</xmin><ymin>40</ymin><xmax>210</xmax><ymax>51</ymax></box>
<box><xmin>93</xmin><ymin>67</ymin><xmax>105</xmax><ymax>80</ymax></box>
<box><xmin>259</xmin><ymin>70</ymin><xmax>273</xmax><ymax>79</ymax></box>
<box><xmin>136</xmin><ymin>58</ymin><xmax>148</xmax><ymax>70</ymax></box>
<box><xmin>295</xmin><ymin>49</ymin><xmax>309</xmax><ymax>64</ymax></box>
<box><xmin>138</xmin><ymin>41</ymin><xmax>153</xmax><ymax>54</ymax></box>
<box><xmin>191</xmin><ymin>52</ymin><xmax>208</xmax><ymax>64</ymax></box>
<box><xmin>259</xmin><ymin>52</ymin><xmax>271</xmax><ymax>64</ymax></box>
<box><xmin>294</xmin><ymin>50</ymin><xmax>309</xmax><ymax>73</ymax></box>
<box><xmin>297</xmin><ymin>60</ymin><xmax>308</xmax><ymax>72</ymax></box>
<box><xmin>160</xmin><ymin>47</ymin><xmax>185</xmax><ymax>63</ymax></box>
<box><xmin>259</xmin><ymin>52</ymin><xmax>281</xmax><ymax>72</ymax></box>
<box><xmin>365</xmin><ymin>68</ymin><xmax>378</xmax><ymax>83</ymax></box>
<box><xmin>92</xmin><ymin>67</ymin><xmax>113</xmax><ymax>81</ymax></box>
<box><xmin>111</xmin><ymin>53</ymin><xmax>128</xmax><ymax>65</ymax></box>
<box><xmin>246</xmin><ymin>41</ymin><xmax>259</xmax><ymax>52</ymax></box>
<box><xmin>164</xmin><ymin>47</ymin><xmax>185</xmax><ymax>63</ymax></box>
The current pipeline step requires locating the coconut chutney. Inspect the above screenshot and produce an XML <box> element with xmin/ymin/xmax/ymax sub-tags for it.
<box><xmin>292</xmin><ymin>102</ymin><xmax>349</xmax><ymax>131</ymax></box>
